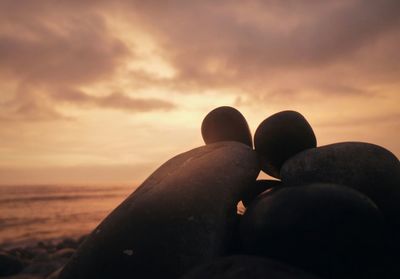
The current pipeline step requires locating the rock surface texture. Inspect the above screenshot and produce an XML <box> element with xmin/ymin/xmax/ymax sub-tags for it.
<box><xmin>59</xmin><ymin>142</ymin><xmax>260</xmax><ymax>279</ymax></box>
<box><xmin>180</xmin><ymin>255</ymin><xmax>320</xmax><ymax>279</ymax></box>
<box><xmin>280</xmin><ymin>142</ymin><xmax>400</xmax><ymax>231</ymax></box>
<box><xmin>240</xmin><ymin>183</ymin><xmax>386</xmax><ymax>279</ymax></box>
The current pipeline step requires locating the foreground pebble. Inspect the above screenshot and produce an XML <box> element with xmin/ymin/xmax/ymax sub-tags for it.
<box><xmin>240</xmin><ymin>183</ymin><xmax>386</xmax><ymax>279</ymax></box>
<box><xmin>0</xmin><ymin>238</ymin><xmax>79</xmax><ymax>279</ymax></box>
<box><xmin>180</xmin><ymin>255</ymin><xmax>320</xmax><ymax>279</ymax></box>
<box><xmin>59</xmin><ymin>142</ymin><xmax>260</xmax><ymax>279</ymax></box>
<box><xmin>201</xmin><ymin>106</ymin><xmax>252</xmax><ymax>147</ymax></box>
<box><xmin>254</xmin><ymin>110</ymin><xmax>316</xmax><ymax>178</ymax></box>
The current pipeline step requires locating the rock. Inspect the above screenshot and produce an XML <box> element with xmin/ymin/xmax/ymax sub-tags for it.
<box><xmin>180</xmin><ymin>255</ymin><xmax>320</xmax><ymax>279</ymax></box>
<box><xmin>240</xmin><ymin>183</ymin><xmax>386</xmax><ymax>279</ymax></box>
<box><xmin>56</xmin><ymin>238</ymin><xmax>78</xmax><ymax>250</ymax></box>
<box><xmin>59</xmin><ymin>142</ymin><xmax>260</xmax><ymax>279</ymax></box>
<box><xmin>280</xmin><ymin>142</ymin><xmax>400</xmax><ymax>231</ymax></box>
<box><xmin>226</xmin><ymin>214</ymin><xmax>242</xmax><ymax>254</ymax></box>
<box><xmin>52</xmin><ymin>248</ymin><xmax>76</xmax><ymax>259</ymax></box>
<box><xmin>3</xmin><ymin>275</ymin><xmax>43</xmax><ymax>279</ymax></box>
<box><xmin>77</xmin><ymin>235</ymin><xmax>87</xmax><ymax>245</ymax></box>
<box><xmin>241</xmin><ymin>179</ymin><xmax>281</xmax><ymax>207</ymax></box>
<box><xmin>37</xmin><ymin>241</ymin><xmax>53</xmax><ymax>251</ymax></box>
<box><xmin>46</xmin><ymin>267</ymin><xmax>63</xmax><ymax>279</ymax></box>
<box><xmin>32</xmin><ymin>248</ymin><xmax>50</xmax><ymax>262</ymax></box>
<box><xmin>201</xmin><ymin>106</ymin><xmax>252</xmax><ymax>147</ymax></box>
<box><xmin>9</xmin><ymin>248</ymin><xmax>35</xmax><ymax>261</ymax></box>
<box><xmin>254</xmin><ymin>110</ymin><xmax>316</xmax><ymax>178</ymax></box>
<box><xmin>0</xmin><ymin>251</ymin><xmax>25</xmax><ymax>276</ymax></box>
<box><xmin>22</xmin><ymin>262</ymin><xmax>62</xmax><ymax>277</ymax></box>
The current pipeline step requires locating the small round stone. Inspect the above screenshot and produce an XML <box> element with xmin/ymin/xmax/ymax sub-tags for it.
<box><xmin>254</xmin><ymin>110</ymin><xmax>316</xmax><ymax>178</ymax></box>
<box><xmin>240</xmin><ymin>183</ymin><xmax>386</xmax><ymax>279</ymax></box>
<box><xmin>201</xmin><ymin>106</ymin><xmax>252</xmax><ymax>147</ymax></box>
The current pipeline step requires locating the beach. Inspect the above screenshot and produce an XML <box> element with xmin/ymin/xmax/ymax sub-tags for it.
<box><xmin>0</xmin><ymin>184</ymin><xmax>134</xmax><ymax>278</ymax></box>
<box><xmin>1</xmin><ymin>236</ymin><xmax>85</xmax><ymax>279</ymax></box>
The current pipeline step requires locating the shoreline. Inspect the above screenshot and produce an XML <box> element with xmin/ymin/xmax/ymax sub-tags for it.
<box><xmin>0</xmin><ymin>235</ymin><xmax>86</xmax><ymax>278</ymax></box>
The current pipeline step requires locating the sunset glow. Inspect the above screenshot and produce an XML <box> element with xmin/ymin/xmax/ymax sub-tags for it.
<box><xmin>1</xmin><ymin>1</ymin><xmax>399</xmax><ymax>185</ymax></box>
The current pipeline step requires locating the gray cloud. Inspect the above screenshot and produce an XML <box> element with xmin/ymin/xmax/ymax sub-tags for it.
<box><xmin>0</xmin><ymin>88</ymin><xmax>175</xmax><ymax>121</ymax></box>
<box><xmin>0</xmin><ymin>4</ymin><xmax>128</xmax><ymax>85</ymax></box>
<box><xmin>124</xmin><ymin>0</ymin><xmax>400</xmax><ymax>95</ymax></box>
<box><xmin>315</xmin><ymin>112</ymin><xmax>400</xmax><ymax>128</ymax></box>
<box><xmin>52</xmin><ymin>89</ymin><xmax>175</xmax><ymax>112</ymax></box>
<box><xmin>1</xmin><ymin>0</ymin><xmax>400</xmax><ymax>121</ymax></box>
<box><xmin>0</xmin><ymin>0</ymin><xmax>177</xmax><ymax>121</ymax></box>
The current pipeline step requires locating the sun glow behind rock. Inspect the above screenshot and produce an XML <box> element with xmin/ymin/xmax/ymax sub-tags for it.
<box><xmin>0</xmin><ymin>1</ymin><xmax>399</xmax><ymax>185</ymax></box>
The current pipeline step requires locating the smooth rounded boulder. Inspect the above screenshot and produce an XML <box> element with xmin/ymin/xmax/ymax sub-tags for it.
<box><xmin>280</xmin><ymin>142</ymin><xmax>400</xmax><ymax>231</ymax></box>
<box><xmin>59</xmin><ymin>142</ymin><xmax>260</xmax><ymax>279</ymax></box>
<box><xmin>201</xmin><ymin>106</ymin><xmax>252</xmax><ymax>147</ymax></box>
<box><xmin>241</xmin><ymin>179</ymin><xmax>281</xmax><ymax>207</ymax></box>
<box><xmin>180</xmin><ymin>255</ymin><xmax>320</xmax><ymax>279</ymax></box>
<box><xmin>254</xmin><ymin>110</ymin><xmax>316</xmax><ymax>178</ymax></box>
<box><xmin>240</xmin><ymin>183</ymin><xmax>386</xmax><ymax>279</ymax></box>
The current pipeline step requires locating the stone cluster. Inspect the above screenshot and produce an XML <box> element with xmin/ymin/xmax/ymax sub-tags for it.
<box><xmin>26</xmin><ymin>106</ymin><xmax>400</xmax><ymax>279</ymax></box>
<box><xmin>0</xmin><ymin>237</ymin><xmax>85</xmax><ymax>279</ymax></box>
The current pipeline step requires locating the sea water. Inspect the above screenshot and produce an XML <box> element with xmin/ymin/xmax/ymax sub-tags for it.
<box><xmin>0</xmin><ymin>184</ymin><xmax>134</xmax><ymax>249</ymax></box>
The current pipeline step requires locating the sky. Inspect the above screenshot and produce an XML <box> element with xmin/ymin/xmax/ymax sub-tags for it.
<box><xmin>0</xmin><ymin>0</ymin><xmax>399</xmax><ymax>185</ymax></box>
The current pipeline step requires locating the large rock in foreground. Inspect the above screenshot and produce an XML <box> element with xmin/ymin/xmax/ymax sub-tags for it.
<box><xmin>280</xmin><ymin>142</ymin><xmax>400</xmax><ymax>230</ymax></box>
<box><xmin>59</xmin><ymin>142</ymin><xmax>260</xmax><ymax>279</ymax></box>
<box><xmin>240</xmin><ymin>183</ymin><xmax>386</xmax><ymax>279</ymax></box>
<box><xmin>181</xmin><ymin>255</ymin><xmax>320</xmax><ymax>279</ymax></box>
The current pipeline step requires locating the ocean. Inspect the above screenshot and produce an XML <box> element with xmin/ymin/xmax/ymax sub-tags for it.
<box><xmin>0</xmin><ymin>184</ymin><xmax>135</xmax><ymax>249</ymax></box>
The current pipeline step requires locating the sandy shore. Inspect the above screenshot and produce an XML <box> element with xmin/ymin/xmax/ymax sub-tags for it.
<box><xmin>0</xmin><ymin>236</ymin><xmax>86</xmax><ymax>279</ymax></box>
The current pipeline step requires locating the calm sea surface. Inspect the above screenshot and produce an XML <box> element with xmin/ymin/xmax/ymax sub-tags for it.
<box><xmin>0</xmin><ymin>185</ymin><xmax>135</xmax><ymax>249</ymax></box>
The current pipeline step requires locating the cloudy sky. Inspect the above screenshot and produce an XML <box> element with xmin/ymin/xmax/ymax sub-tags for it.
<box><xmin>0</xmin><ymin>0</ymin><xmax>399</xmax><ymax>185</ymax></box>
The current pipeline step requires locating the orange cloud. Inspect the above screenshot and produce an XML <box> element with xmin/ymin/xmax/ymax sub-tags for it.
<box><xmin>0</xmin><ymin>0</ymin><xmax>399</xmax><ymax>184</ymax></box>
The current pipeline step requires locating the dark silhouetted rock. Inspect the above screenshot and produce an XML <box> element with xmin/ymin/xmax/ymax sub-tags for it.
<box><xmin>52</xmin><ymin>248</ymin><xmax>76</xmax><ymax>259</ymax></box>
<box><xmin>180</xmin><ymin>255</ymin><xmax>320</xmax><ymax>279</ymax></box>
<box><xmin>241</xmin><ymin>179</ymin><xmax>281</xmax><ymax>207</ymax></box>
<box><xmin>77</xmin><ymin>235</ymin><xmax>87</xmax><ymax>245</ymax></box>
<box><xmin>0</xmin><ymin>251</ymin><xmax>25</xmax><ymax>276</ymax></box>
<box><xmin>240</xmin><ymin>183</ymin><xmax>386</xmax><ymax>279</ymax></box>
<box><xmin>280</xmin><ymin>142</ymin><xmax>400</xmax><ymax>231</ymax></box>
<box><xmin>254</xmin><ymin>110</ymin><xmax>316</xmax><ymax>178</ymax></box>
<box><xmin>9</xmin><ymin>248</ymin><xmax>35</xmax><ymax>261</ymax></box>
<box><xmin>59</xmin><ymin>142</ymin><xmax>260</xmax><ymax>279</ymax></box>
<box><xmin>201</xmin><ymin>106</ymin><xmax>252</xmax><ymax>147</ymax></box>
<box><xmin>32</xmin><ymin>248</ymin><xmax>50</xmax><ymax>262</ymax></box>
<box><xmin>47</xmin><ymin>267</ymin><xmax>63</xmax><ymax>279</ymax></box>
<box><xmin>22</xmin><ymin>261</ymin><xmax>62</xmax><ymax>277</ymax></box>
<box><xmin>56</xmin><ymin>238</ymin><xmax>78</xmax><ymax>250</ymax></box>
